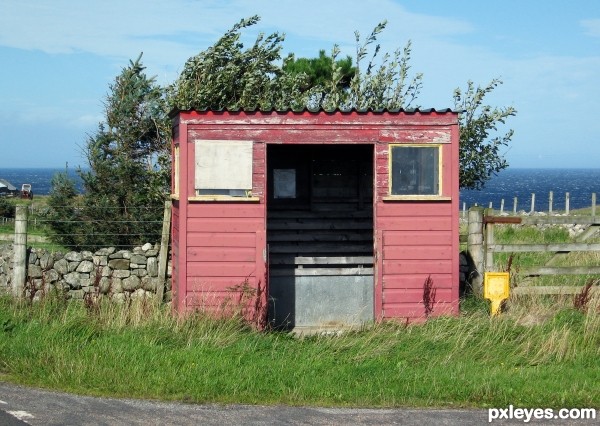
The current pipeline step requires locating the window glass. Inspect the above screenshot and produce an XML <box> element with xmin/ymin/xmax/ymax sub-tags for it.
<box><xmin>390</xmin><ymin>145</ymin><xmax>440</xmax><ymax>195</ymax></box>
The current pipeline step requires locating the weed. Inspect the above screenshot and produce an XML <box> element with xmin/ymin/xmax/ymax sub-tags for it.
<box><xmin>226</xmin><ymin>277</ymin><xmax>268</xmax><ymax>330</ymax></box>
<box><xmin>573</xmin><ymin>279</ymin><xmax>595</xmax><ymax>312</ymax></box>
<box><xmin>83</xmin><ymin>267</ymin><xmax>102</xmax><ymax>316</ymax></box>
<box><xmin>422</xmin><ymin>275</ymin><xmax>436</xmax><ymax>318</ymax></box>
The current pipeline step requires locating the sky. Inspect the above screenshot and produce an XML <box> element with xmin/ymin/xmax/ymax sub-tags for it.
<box><xmin>1</xmin><ymin>0</ymin><xmax>599</xmax><ymax>169</ymax></box>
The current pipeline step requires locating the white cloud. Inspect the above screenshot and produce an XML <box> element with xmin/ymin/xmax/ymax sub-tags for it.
<box><xmin>0</xmin><ymin>0</ymin><xmax>473</xmax><ymax>83</ymax></box>
<box><xmin>581</xmin><ymin>19</ymin><xmax>600</xmax><ymax>37</ymax></box>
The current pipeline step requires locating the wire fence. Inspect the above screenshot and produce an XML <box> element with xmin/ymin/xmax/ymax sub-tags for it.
<box><xmin>1</xmin><ymin>204</ymin><xmax>169</xmax><ymax>251</ymax></box>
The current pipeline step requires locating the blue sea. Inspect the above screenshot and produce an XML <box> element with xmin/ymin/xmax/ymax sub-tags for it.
<box><xmin>2</xmin><ymin>168</ymin><xmax>600</xmax><ymax>211</ymax></box>
<box><xmin>0</xmin><ymin>168</ymin><xmax>84</xmax><ymax>195</ymax></box>
<box><xmin>460</xmin><ymin>168</ymin><xmax>600</xmax><ymax>211</ymax></box>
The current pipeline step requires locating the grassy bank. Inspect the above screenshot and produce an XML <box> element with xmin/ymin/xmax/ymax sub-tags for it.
<box><xmin>0</xmin><ymin>221</ymin><xmax>599</xmax><ymax>408</ymax></box>
<box><xmin>0</xmin><ymin>292</ymin><xmax>598</xmax><ymax>408</ymax></box>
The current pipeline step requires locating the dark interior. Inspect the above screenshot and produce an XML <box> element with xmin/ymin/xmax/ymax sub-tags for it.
<box><xmin>266</xmin><ymin>144</ymin><xmax>374</xmax><ymax>277</ymax></box>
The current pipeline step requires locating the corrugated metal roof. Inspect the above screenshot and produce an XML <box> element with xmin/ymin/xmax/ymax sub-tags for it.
<box><xmin>169</xmin><ymin>107</ymin><xmax>459</xmax><ymax>118</ymax></box>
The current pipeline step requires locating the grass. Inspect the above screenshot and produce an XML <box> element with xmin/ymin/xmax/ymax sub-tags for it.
<box><xmin>0</xmin><ymin>290</ymin><xmax>598</xmax><ymax>408</ymax></box>
<box><xmin>0</xmin><ymin>216</ymin><xmax>599</xmax><ymax>408</ymax></box>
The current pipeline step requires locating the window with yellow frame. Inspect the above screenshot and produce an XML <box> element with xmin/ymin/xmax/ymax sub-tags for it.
<box><xmin>389</xmin><ymin>144</ymin><xmax>441</xmax><ymax>196</ymax></box>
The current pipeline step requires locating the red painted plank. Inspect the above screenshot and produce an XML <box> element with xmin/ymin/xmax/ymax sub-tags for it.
<box><xmin>383</xmin><ymin>230</ymin><xmax>453</xmax><ymax>246</ymax></box>
<box><xmin>187</xmin><ymin>261</ymin><xmax>257</xmax><ymax>277</ymax></box>
<box><xmin>383</xmin><ymin>274</ymin><xmax>453</xmax><ymax>289</ymax></box>
<box><xmin>384</xmin><ymin>302</ymin><xmax>457</xmax><ymax>319</ymax></box>
<box><xmin>189</xmin><ymin>128</ymin><xmax>381</xmax><ymax>144</ymax></box>
<box><xmin>383</xmin><ymin>260</ymin><xmax>453</xmax><ymax>275</ymax></box>
<box><xmin>378</xmin><ymin>129</ymin><xmax>452</xmax><ymax>144</ymax></box>
<box><xmin>383</xmin><ymin>302</ymin><xmax>426</xmax><ymax>318</ymax></box>
<box><xmin>187</xmin><ymin>217</ymin><xmax>264</xmax><ymax>233</ymax></box>
<box><xmin>187</xmin><ymin>204</ymin><xmax>265</xmax><ymax>218</ymax></box>
<box><xmin>187</xmin><ymin>277</ymin><xmax>257</xmax><ymax>293</ymax></box>
<box><xmin>187</xmin><ymin>232</ymin><xmax>256</xmax><ymax>247</ymax></box>
<box><xmin>187</xmin><ymin>247</ymin><xmax>256</xmax><ymax>262</ymax></box>
<box><xmin>383</xmin><ymin>288</ymin><xmax>455</xmax><ymax>304</ymax></box>
<box><xmin>377</xmin><ymin>203</ymin><xmax>453</xmax><ymax>217</ymax></box>
<box><xmin>377</xmin><ymin>217</ymin><xmax>452</xmax><ymax>231</ymax></box>
<box><xmin>383</xmin><ymin>246</ymin><xmax>452</xmax><ymax>260</ymax></box>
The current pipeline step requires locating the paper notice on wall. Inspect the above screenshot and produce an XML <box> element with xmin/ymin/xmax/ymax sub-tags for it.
<box><xmin>273</xmin><ymin>169</ymin><xmax>296</xmax><ymax>198</ymax></box>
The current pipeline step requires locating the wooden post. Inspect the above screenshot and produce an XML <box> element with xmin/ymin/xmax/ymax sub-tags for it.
<box><xmin>485</xmin><ymin>210</ymin><xmax>495</xmax><ymax>273</ymax></box>
<box><xmin>549</xmin><ymin>191</ymin><xmax>553</xmax><ymax>214</ymax></box>
<box><xmin>500</xmin><ymin>199</ymin><xmax>505</xmax><ymax>215</ymax></box>
<box><xmin>513</xmin><ymin>197</ymin><xmax>518</xmax><ymax>215</ymax></box>
<box><xmin>156</xmin><ymin>200</ymin><xmax>172</xmax><ymax>303</ymax></box>
<box><xmin>592</xmin><ymin>193</ymin><xmax>596</xmax><ymax>218</ymax></box>
<box><xmin>530</xmin><ymin>193</ymin><xmax>535</xmax><ymax>214</ymax></box>
<box><xmin>13</xmin><ymin>205</ymin><xmax>28</xmax><ymax>298</ymax></box>
<box><xmin>565</xmin><ymin>192</ymin><xmax>570</xmax><ymax>215</ymax></box>
<box><xmin>467</xmin><ymin>207</ymin><xmax>484</xmax><ymax>296</ymax></box>
<box><xmin>462</xmin><ymin>202</ymin><xmax>466</xmax><ymax>218</ymax></box>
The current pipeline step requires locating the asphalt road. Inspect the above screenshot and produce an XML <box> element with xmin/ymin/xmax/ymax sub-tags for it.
<box><xmin>0</xmin><ymin>382</ymin><xmax>595</xmax><ymax>425</ymax></box>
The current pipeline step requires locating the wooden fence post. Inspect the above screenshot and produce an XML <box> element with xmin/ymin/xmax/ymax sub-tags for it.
<box><xmin>13</xmin><ymin>205</ymin><xmax>28</xmax><ymax>298</ymax></box>
<box><xmin>485</xmin><ymin>211</ymin><xmax>495</xmax><ymax>272</ymax></box>
<box><xmin>156</xmin><ymin>200</ymin><xmax>172</xmax><ymax>303</ymax></box>
<box><xmin>549</xmin><ymin>191</ymin><xmax>553</xmax><ymax>214</ymax></box>
<box><xmin>565</xmin><ymin>192</ymin><xmax>570</xmax><ymax>215</ymax></box>
<box><xmin>592</xmin><ymin>193</ymin><xmax>596</xmax><ymax>218</ymax></box>
<box><xmin>467</xmin><ymin>207</ymin><xmax>484</xmax><ymax>295</ymax></box>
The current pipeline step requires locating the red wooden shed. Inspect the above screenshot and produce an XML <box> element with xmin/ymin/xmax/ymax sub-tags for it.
<box><xmin>170</xmin><ymin>109</ymin><xmax>460</xmax><ymax>330</ymax></box>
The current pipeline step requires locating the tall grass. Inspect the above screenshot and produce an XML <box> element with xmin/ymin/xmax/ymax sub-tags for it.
<box><xmin>0</xmin><ymin>289</ymin><xmax>598</xmax><ymax>408</ymax></box>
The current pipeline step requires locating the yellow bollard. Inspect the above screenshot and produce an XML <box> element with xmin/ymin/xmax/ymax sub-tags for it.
<box><xmin>484</xmin><ymin>272</ymin><xmax>510</xmax><ymax>316</ymax></box>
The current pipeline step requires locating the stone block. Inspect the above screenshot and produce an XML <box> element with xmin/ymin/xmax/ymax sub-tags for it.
<box><xmin>147</xmin><ymin>257</ymin><xmax>158</xmax><ymax>276</ymax></box>
<box><xmin>27</xmin><ymin>264</ymin><xmax>43</xmax><ymax>278</ymax></box>
<box><xmin>99</xmin><ymin>277</ymin><xmax>112</xmax><ymax>294</ymax></box>
<box><xmin>112</xmin><ymin>269</ymin><xmax>131</xmax><ymax>279</ymax></box>
<box><xmin>76</xmin><ymin>260</ymin><xmax>94</xmax><ymax>273</ymax></box>
<box><xmin>130</xmin><ymin>254</ymin><xmax>147</xmax><ymax>265</ymax></box>
<box><xmin>40</xmin><ymin>252</ymin><xmax>54</xmax><ymax>269</ymax></box>
<box><xmin>64</xmin><ymin>251</ymin><xmax>83</xmax><ymax>262</ymax></box>
<box><xmin>64</xmin><ymin>272</ymin><xmax>83</xmax><ymax>289</ymax></box>
<box><xmin>43</xmin><ymin>269</ymin><xmax>60</xmax><ymax>283</ymax></box>
<box><xmin>122</xmin><ymin>275</ymin><xmax>141</xmax><ymax>291</ymax></box>
<box><xmin>54</xmin><ymin>258</ymin><xmax>69</xmax><ymax>275</ymax></box>
<box><xmin>108</xmin><ymin>259</ymin><xmax>130</xmax><ymax>270</ymax></box>
<box><xmin>111</xmin><ymin>278</ymin><xmax>123</xmax><ymax>293</ymax></box>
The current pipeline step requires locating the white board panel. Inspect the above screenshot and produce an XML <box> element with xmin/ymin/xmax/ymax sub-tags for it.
<box><xmin>194</xmin><ymin>140</ymin><xmax>253</xmax><ymax>190</ymax></box>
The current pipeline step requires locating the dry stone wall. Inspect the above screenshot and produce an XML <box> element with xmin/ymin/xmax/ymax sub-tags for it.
<box><xmin>0</xmin><ymin>243</ymin><xmax>172</xmax><ymax>302</ymax></box>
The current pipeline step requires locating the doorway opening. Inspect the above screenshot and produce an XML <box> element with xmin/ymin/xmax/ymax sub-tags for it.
<box><xmin>266</xmin><ymin>144</ymin><xmax>374</xmax><ymax>330</ymax></box>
